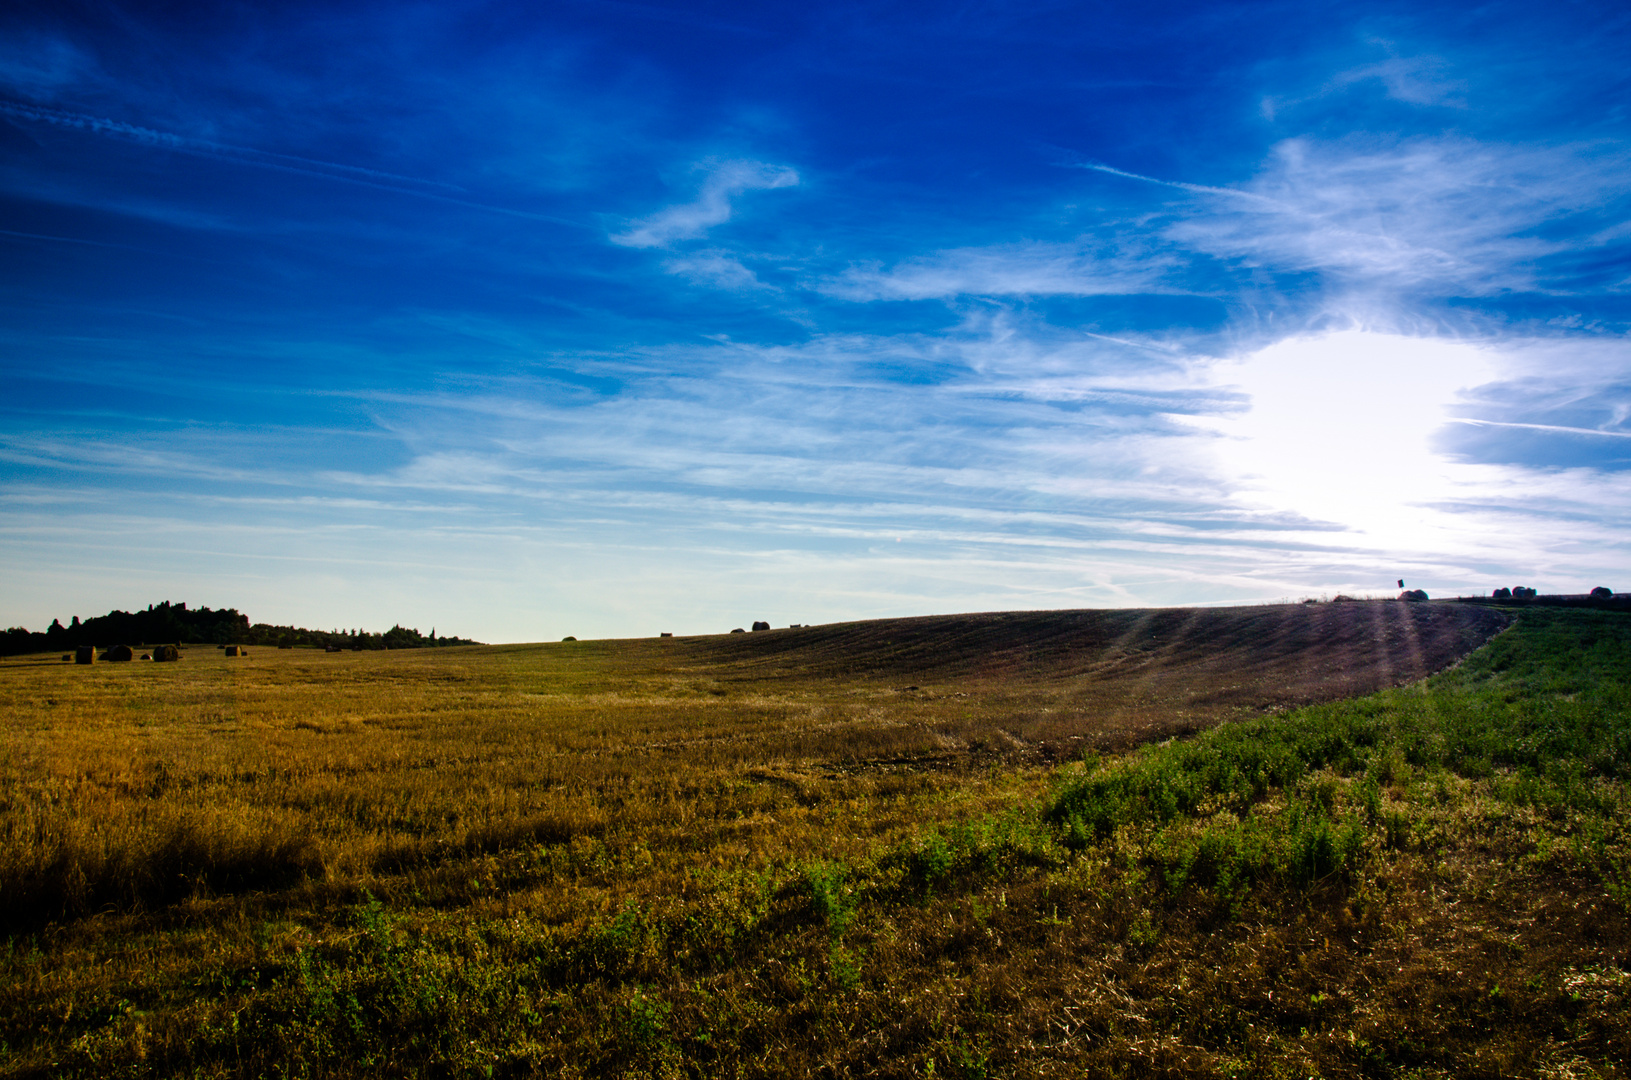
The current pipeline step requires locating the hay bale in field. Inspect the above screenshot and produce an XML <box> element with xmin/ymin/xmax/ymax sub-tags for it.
<box><xmin>730</xmin><ymin>628</ymin><xmax>745</xmax><ymax>633</ymax></box>
<box><xmin>1591</xmin><ymin>586</ymin><xmax>1614</xmax><ymax>599</ymax></box>
<box><xmin>152</xmin><ymin>645</ymin><xmax>180</xmax><ymax>662</ymax></box>
<box><xmin>659</xmin><ymin>632</ymin><xmax>673</xmax><ymax>637</ymax></box>
<box><xmin>1492</xmin><ymin>587</ymin><xmax>1512</xmax><ymax>599</ymax></box>
<box><xmin>560</xmin><ymin>636</ymin><xmax>576</xmax><ymax>642</ymax></box>
<box><xmin>1512</xmin><ymin>586</ymin><xmax>1537</xmax><ymax>599</ymax></box>
<box><xmin>224</xmin><ymin>645</ymin><xmax>241</xmax><ymax>657</ymax></box>
<box><xmin>61</xmin><ymin>654</ymin><xmax>73</xmax><ymax>662</ymax></box>
<box><xmin>1399</xmin><ymin>589</ymin><xmax>1429</xmax><ymax>602</ymax></box>
<box><xmin>324</xmin><ymin>644</ymin><xmax>343</xmax><ymax>652</ymax></box>
<box><xmin>103</xmin><ymin>644</ymin><xmax>135</xmax><ymax>662</ymax></box>
<box><xmin>752</xmin><ymin>620</ymin><xmax>770</xmax><ymax>631</ymax></box>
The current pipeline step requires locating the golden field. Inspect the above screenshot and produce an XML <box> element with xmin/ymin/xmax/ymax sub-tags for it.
<box><xmin>3</xmin><ymin>602</ymin><xmax>1628</xmax><ymax>1078</ymax></box>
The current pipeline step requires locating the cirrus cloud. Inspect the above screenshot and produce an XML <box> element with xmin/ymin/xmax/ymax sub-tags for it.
<box><xmin>611</xmin><ymin>158</ymin><xmax>799</xmax><ymax>249</ymax></box>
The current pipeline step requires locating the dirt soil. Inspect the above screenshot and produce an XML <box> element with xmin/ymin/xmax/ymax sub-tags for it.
<box><xmin>567</xmin><ymin>600</ymin><xmax>1512</xmax><ymax>758</ymax></box>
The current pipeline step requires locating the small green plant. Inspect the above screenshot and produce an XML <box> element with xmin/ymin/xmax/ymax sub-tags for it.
<box><xmin>804</xmin><ymin>860</ymin><xmax>855</xmax><ymax>937</ymax></box>
<box><xmin>948</xmin><ymin>1032</ymin><xmax>991</xmax><ymax>1079</ymax></box>
<box><xmin>625</xmin><ymin>986</ymin><xmax>670</xmax><ymax>1048</ymax></box>
<box><xmin>828</xmin><ymin>944</ymin><xmax>862</xmax><ymax>990</ymax></box>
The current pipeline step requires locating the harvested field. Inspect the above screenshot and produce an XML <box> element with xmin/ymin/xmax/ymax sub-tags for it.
<box><xmin>11</xmin><ymin>600</ymin><xmax>1626</xmax><ymax>1080</ymax></box>
<box><xmin>0</xmin><ymin>602</ymin><xmax>1505</xmax><ymax>929</ymax></box>
<box><xmin>643</xmin><ymin>600</ymin><xmax>1511</xmax><ymax>754</ymax></box>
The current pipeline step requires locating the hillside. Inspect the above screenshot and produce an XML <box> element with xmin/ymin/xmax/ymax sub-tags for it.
<box><xmin>4</xmin><ymin>601</ymin><xmax>1626</xmax><ymax>1079</ymax></box>
<box><xmin>568</xmin><ymin>601</ymin><xmax>1509</xmax><ymax>752</ymax></box>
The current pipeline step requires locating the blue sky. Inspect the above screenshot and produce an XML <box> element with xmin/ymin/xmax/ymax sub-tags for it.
<box><xmin>2</xmin><ymin>0</ymin><xmax>1629</xmax><ymax>642</ymax></box>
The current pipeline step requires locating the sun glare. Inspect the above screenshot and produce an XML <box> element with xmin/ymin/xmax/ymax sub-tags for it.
<box><xmin>1207</xmin><ymin>330</ymin><xmax>1495</xmax><ymax>550</ymax></box>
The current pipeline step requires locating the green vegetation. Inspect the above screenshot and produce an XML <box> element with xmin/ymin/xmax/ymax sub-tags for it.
<box><xmin>1</xmin><ymin>607</ymin><xmax>1627</xmax><ymax>1077</ymax></box>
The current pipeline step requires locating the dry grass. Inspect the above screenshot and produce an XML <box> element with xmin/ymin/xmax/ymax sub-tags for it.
<box><xmin>6</xmin><ymin>602</ymin><xmax>1625</xmax><ymax>1078</ymax></box>
<box><xmin>0</xmin><ymin>604</ymin><xmax>1501</xmax><ymax>927</ymax></box>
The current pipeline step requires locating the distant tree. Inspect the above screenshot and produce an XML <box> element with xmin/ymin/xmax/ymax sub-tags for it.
<box><xmin>1</xmin><ymin>603</ymin><xmax>481</xmax><ymax>656</ymax></box>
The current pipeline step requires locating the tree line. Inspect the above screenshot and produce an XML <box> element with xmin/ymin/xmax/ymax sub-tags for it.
<box><xmin>1</xmin><ymin>600</ymin><xmax>481</xmax><ymax>656</ymax></box>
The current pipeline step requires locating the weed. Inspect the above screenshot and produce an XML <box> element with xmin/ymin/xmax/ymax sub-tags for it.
<box><xmin>804</xmin><ymin>860</ymin><xmax>855</xmax><ymax>937</ymax></box>
<box><xmin>625</xmin><ymin>985</ymin><xmax>671</xmax><ymax>1047</ymax></box>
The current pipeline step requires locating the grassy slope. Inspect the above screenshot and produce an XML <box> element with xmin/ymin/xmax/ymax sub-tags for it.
<box><xmin>1</xmin><ymin>606</ymin><xmax>1626</xmax><ymax>1077</ymax></box>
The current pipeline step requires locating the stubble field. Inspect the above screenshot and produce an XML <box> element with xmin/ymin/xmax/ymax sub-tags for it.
<box><xmin>2</xmin><ymin>601</ymin><xmax>1628</xmax><ymax>1078</ymax></box>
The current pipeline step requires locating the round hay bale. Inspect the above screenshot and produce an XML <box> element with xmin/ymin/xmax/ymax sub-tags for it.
<box><xmin>751</xmin><ymin>620</ymin><xmax>770</xmax><ymax>631</ymax></box>
<box><xmin>561</xmin><ymin>636</ymin><xmax>577</xmax><ymax>642</ymax></box>
<box><xmin>1591</xmin><ymin>586</ymin><xmax>1614</xmax><ymax>599</ymax></box>
<box><xmin>103</xmin><ymin>644</ymin><xmax>135</xmax><ymax>662</ymax></box>
<box><xmin>74</xmin><ymin>646</ymin><xmax>95</xmax><ymax>664</ymax></box>
<box><xmin>224</xmin><ymin>645</ymin><xmax>241</xmax><ymax>657</ymax></box>
<box><xmin>152</xmin><ymin>644</ymin><xmax>181</xmax><ymax>662</ymax></box>
<box><xmin>730</xmin><ymin>628</ymin><xmax>745</xmax><ymax>633</ymax></box>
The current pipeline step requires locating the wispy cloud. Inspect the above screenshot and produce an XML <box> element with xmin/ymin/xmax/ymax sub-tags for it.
<box><xmin>1328</xmin><ymin>51</ymin><xmax>1467</xmax><ymax>107</ymax></box>
<box><xmin>1260</xmin><ymin>46</ymin><xmax>1469</xmax><ymax>120</ymax></box>
<box><xmin>823</xmin><ymin>240</ymin><xmax>1179</xmax><ymax>301</ymax></box>
<box><xmin>1164</xmin><ymin>138</ymin><xmax>1631</xmax><ymax>297</ymax></box>
<box><xmin>611</xmin><ymin>159</ymin><xmax>798</xmax><ymax>248</ymax></box>
<box><xmin>0</xmin><ymin>32</ymin><xmax>93</xmax><ymax>98</ymax></box>
<box><xmin>661</xmin><ymin>250</ymin><xmax>772</xmax><ymax>290</ymax></box>
<box><xmin>879</xmin><ymin>136</ymin><xmax>1631</xmax><ymax>311</ymax></box>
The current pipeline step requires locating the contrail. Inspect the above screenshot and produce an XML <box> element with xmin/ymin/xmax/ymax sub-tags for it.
<box><xmin>1079</xmin><ymin>330</ymin><xmax>1183</xmax><ymax>354</ymax></box>
<box><xmin>1075</xmin><ymin>162</ymin><xmax>1283</xmax><ymax>207</ymax></box>
<box><xmin>0</xmin><ymin>227</ymin><xmax>123</xmax><ymax>248</ymax></box>
<box><xmin>0</xmin><ymin>99</ymin><xmax>587</xmax><ymax>227</ymax></box>
<box><xmin>0</xmin><ymin>99</ymin><xmax>466</xmax><ymax>192</ymax></box>
<box><xmin>1450</xmin><ymin>417</ymin><xmax>1631</xmax><ymax>439</ymax></box>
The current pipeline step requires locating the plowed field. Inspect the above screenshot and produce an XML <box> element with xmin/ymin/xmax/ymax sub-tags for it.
<box><xmin>600</xmin><ymin>599</ymin><xmax>1511</xmax><ymax>758</ymax></box>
